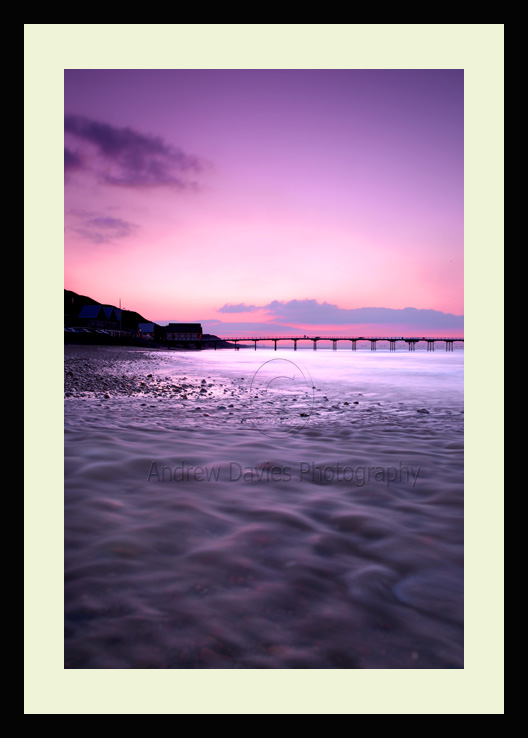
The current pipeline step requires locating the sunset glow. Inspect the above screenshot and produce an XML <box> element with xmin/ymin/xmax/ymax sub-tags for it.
<box><xmin>65</xmin><ymin>69</ymin><xmax>463</xmax><ymax>337</ymax></box>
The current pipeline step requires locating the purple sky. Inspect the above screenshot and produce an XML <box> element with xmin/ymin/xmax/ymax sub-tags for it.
<box><xmin>64</xmin><ymin>69</ymin><xmax>464</xmax><ymax>336</ymax></box>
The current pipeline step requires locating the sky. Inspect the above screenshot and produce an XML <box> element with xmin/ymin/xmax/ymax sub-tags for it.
<box><xmin>64</xmin><ymin>69</ymin><xmax>464</xmax><ymax>337</ymax></box>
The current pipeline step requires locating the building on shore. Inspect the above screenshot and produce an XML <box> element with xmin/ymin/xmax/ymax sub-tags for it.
<box><xmin>78</xmin><ymin>304</ymin><xmax>120</xmax><ymax>331</ymax></box>
<box><xmin>138</xmin><ymin>322</ymin><xmax>156</xmax><ymax>339</ymax></box>
<box><xmin>76</xmin><ymin>304</ymin><xmax>131</xmax><ymax>335</ymax></box>
<box><xmin>103</xmin><ymin>306</ymin><xmax>122</xmax><ymax>325</ymax></box>
<box><xmin>165</xmin><ymin>323</ymin><xmax>203</xmax><ymax>343</ymax></box>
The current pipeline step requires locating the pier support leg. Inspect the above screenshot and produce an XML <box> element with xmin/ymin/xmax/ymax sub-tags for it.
<box><xmin>333</xmin><ymin>340</ymin><xmax>337</xmax><ymax>351</ymax></box>
<box><xmin>214</xmin><ymin>341</ymin><xmax>217</xmax><ymax>350</ymax></box>
<box><xmin>351</xmin><ymin>340</ymin><xmax>356</xmax><ymax>351</ymax></box>
<box><xmin>254</xmin><ymin>340</ymin><xmax>257</xmax><ymax>350</ymax></box>
<box><xmin>274</xmin><ymin>340</ymin><xmax>277</xmax><ymax>351</ymax></box>
<box><xmin>294</xmin><ymin>340</ymin><xmax>297</xmax><ymax>351</ymax></box>
<box><xmin>313</xmin><ymin>341</ymin><xmax>317</xmax><ymax>350</ymax></box>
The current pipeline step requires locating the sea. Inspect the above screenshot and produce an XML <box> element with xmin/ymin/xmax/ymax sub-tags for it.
<box><xmin>64</xmin><ymin>345</ymin><xmax>464</xmax><ymax>669</ymax></box>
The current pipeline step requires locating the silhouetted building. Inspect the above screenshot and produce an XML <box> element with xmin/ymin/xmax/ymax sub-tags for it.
<box><xmin>77</xmin><ymin>304</ymin><xmax>122</xmax><ymax>331</ymax></box>
<box><xmin>78</xmin><ymin>305</ymin><xmax>110</xmax><ymax>329</ymax></box>
<box><xmin>102</xmin><ymin>306</ymin><xmax>122</xmax><ymax>325</ymax></box>
<box><xmin>138</xmin><ymin>322</ymin><xmax>155</xmax><ymax>338</ymax></box>
<box><xmin>165</xmin><ymin>323</ymin><xmax>202</xmax><ymax>342</ymax></box>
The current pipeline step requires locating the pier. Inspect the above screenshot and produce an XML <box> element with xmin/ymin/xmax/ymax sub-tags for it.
<box><xmin>212</xmin><ymin>337</ymin><xmax>464</xmax><ymax>351</ymax></box>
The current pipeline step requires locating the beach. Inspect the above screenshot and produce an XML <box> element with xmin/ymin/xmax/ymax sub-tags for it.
<box><xmin>65</xmin><ymin>344</ymin><xmax>464</xmax><ymax>669</ymax></box>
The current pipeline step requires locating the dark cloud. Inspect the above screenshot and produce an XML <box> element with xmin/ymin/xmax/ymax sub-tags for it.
<box><xmin>64</xmin><ymin>147</ymin><xmax>82</xmax><ymax>172</ymax></box>
<box><xmin>73</xmin><ymin>216</ymin><xmax>139</xmax><ymax>244</ymax></box>
<box><xmin>216</xmin><ymin>299</ymin><xmax>464</xmax><ymax>330</ymax></box>
<box><xmin>218</xmin><ymin>303</ymin><xmax>259</xmax><ymax>313</ymax></box>
<box><xmin>64</xmin><ymin>115</ymin><xmax>205</xmax><ymax>189</ymax></box>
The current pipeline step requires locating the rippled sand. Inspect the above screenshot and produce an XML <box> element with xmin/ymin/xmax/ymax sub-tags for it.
<box><xmin>65</xmin><ymin>346</ymin><xmax>464</xmax><ymax>669</ymax></box>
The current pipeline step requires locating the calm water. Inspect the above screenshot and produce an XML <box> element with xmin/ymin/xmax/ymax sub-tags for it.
<box><xmin>65</xmin><ymin>347</ymin><xmax>464</xmax><ymax>668</ymax></box>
